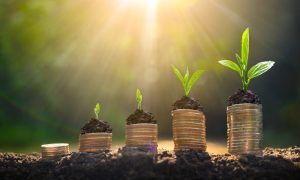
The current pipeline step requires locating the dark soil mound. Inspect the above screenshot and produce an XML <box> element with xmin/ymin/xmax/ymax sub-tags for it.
<box><xmin>173</xmin><ymin>96</ymin><xmax>203</xmax><ymax>111</ymax></box>
<box><xmin>228</xmin><ymin>89</ymin><xmax>261</xmax><ymax>106</ymax></box>
<box><xmin>81</xmin><ymin>118</ymin><xmax>112</xmax><ymax>134</ymax></box>
<box><xmin>126</xmin><ymin>109</ymin><xmax>156</xmax><ymax>125</ymax></box>
<box><xmin>0</xmin><ymin>147</ymin><xmax>299</xmax><ymax>179</ymax></box>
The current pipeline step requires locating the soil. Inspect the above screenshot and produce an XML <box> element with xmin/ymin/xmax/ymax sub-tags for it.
<box><xmin>1</xmin><ymin>147</ymin><xmax>299</xmax><ymax>179</ymax></box>
<box><xmin>228</xmin><ymin>89</ymin><xmax>261</xmax><ymax>106</ymax></box>
<box><xmin>126</xmin><ymin>109</ymin><xmax>156</xmax><ymax>125</ymax></box>
<box><xmin>81</xmin><ymin>118</ymin><xmax>112</xmax><ymax>134</ymax></box>
<box><xmin>173</xmin><ymin>96</ymin><xmax>203</xmax><ymax>111</ymax></box>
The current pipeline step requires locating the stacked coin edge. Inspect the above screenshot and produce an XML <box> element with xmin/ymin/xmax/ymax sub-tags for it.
<box><xmin>41</xmin><ymin>143</ymin><xmax>70</xmax><ymax>159</ymax></box>
<box><xmin>79</xmin><ymin>133</ymin><xmax>112</xmax><ymax>153</ymax></box>
<box><xmin>125</xmin><ymin>123</ymin><xmax>158</xmax><ymax>152</ymax></box>
<box><xmin>227</xmin><ymin>103</ymin><xmax>263</xmax><ymax>155</ymax></box>
<box><xmin>172</xmin><ymin>109</ymin><xmax>207</xmax><ymax>152</ymax></box>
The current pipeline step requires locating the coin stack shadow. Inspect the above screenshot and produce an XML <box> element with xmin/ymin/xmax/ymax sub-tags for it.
<box><xmin>227</xmin><ymin>103</ymin><xmax>263</xmax><ymax>155</ymax></box>
<box><xmin>79</xmin><ymin>133</ymin><xmax>112</xmax><ymax>153</ymax></box>
<box><xmin>41</xmin><ymin>143</ymin><xmax>70</xmax><ymax>159</ymax></box>
<box><xmin>172</xmin><ymin>109</ymin><xmax>206</xmax><ymax>151</ymax></box>
<box><xmin>125</xmin><ymin>123</ymin><xmax>158</xmax><ymax>153</ymax></box>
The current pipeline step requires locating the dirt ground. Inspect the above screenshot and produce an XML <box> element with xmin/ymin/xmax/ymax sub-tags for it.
<box><xmin>0</xmin><ymin>146</ymin><xmax>299</xmax><ymax>180</ymax></box>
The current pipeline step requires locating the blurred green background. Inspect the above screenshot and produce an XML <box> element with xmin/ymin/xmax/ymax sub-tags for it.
<box><xmin>1</xmin><ymin>0</ymin><xmax>299</xmax><ymax>152</ymax></box>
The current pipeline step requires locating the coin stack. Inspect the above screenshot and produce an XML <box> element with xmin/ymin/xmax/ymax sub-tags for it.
<box><xmin>227</xmin><ymin>103</ymin><xmax>263</xmax><ymax>155</ymax></box>
<box><xmin>41</xmin><ymin>143</ymin><xmax>70</xmax><ymax>159</ymax></box>
<box><xmin>125</xmin><ymin>123</ymin><xmax>158</xmax><ymax>153</ymax></box>
<box><xmin>172</xmin><ymin>109</ymin><xmax>206</xmax><ymax>151</ymax></box>
<box><xmin>79</xmin><ymin>133</ymin><xmax>112</xmax><ymax>153</ymax></box>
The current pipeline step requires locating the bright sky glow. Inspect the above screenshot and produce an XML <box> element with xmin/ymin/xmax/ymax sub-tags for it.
<box><xmin>119</xmin><ymin>0</ymin><xmax>158</xmax><ymax>8</ymax></box>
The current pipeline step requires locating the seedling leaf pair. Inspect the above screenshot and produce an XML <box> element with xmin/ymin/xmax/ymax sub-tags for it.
<box><xmin>136</xmin><ymin>89</ymin><xmax>143</xmax><ymax>110</ymax></box>
<box><xmin>218</xmin><ymin>28</ymin><xmax>275</xmax><ymax>90</ymax></box>
<box><xmin>94</xmin><ymin>103</ymin><xmax>101</xmax><ymax>119</ymax></box>
<box><xmin>172</xmin><ymin>65</ymin><xmax>205</xmax><ymax>96</ymax></box>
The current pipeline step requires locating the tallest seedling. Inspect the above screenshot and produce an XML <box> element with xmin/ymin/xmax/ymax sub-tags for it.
<box><xmin>219</xmin><ymin>28</ymin><xmax>275</xmax><ymax>155</ymax></box>
<box><xmin>218</xmin><ymin>28</ymin><xmax>275</xmax><ymax>90</ymax></box>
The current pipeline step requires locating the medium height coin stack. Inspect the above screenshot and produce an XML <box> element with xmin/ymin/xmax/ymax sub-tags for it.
<box><xmin>125</xmin><ymin>123</ymin><xmax>158</xmax><ymax>153</ymax></box>
<box><xmin>172</xmin><ymin>109</ymin><xmax>206</xmax><ymax>151</ymax></box>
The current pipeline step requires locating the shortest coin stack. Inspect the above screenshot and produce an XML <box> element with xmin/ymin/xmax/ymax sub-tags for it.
<box><xmin>172</xmin><ymin>109</ymin><xmax>206</xmax><ymax>152</ymax></box>
<box><xmin>125</xmin><ymin>123</ymin><xmax>158</xmax><ymax>153</ymax></box>
<box><xmin>41</xmin><ymin>143</ymin><xmax>70</xmax><ymax>159</ymax></box>
<box><xmin>79</xmin><ymin>133</ymin><xmax>112</xmax><ymax>153</ymax></box>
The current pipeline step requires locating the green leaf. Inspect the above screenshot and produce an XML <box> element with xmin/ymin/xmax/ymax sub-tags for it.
<box><xmin>183</xmin><ymin>66</ymin><xmax>189</xmax><ymax>94</ymax></box>
<box><xmin>136</xmin><ymin>88</ymin><xmax>143</xmax><ymax>110</ymax></box>
<box><xmin>247</xmin><ymin>61</ymin><xmax>275</xmax><ymax>80</ymax></box>
<box><xmin>94</xmin><ymin>103</ymin><xmax>101</xmax><ymax>119</ymax></box>
<box><xmin>241</xmin><ymin>28</ymin><xmax>249</xmax><ymax>69</ymax></box>
<box><xmin>219</xmin><ymin>27</ymin><xmax>275</xmax><ymax>91</ymax></box>
<box><xmin>218</xmin><ymin>60</ymin><xmax>241</xmax><ymax>76</ymax></box>
<box><xmin>183</xmin><ymin>66</ymin><xmax>189</xmax><ymax>85</ymax></box>
<box><xmin>235</xmin><ymin>53</ymin><xmax>242</xmax><ymax>68</ymax></box>
<box><xmin>186</xmin><ymin>70</ymin><xmax>205</xmax><ymax>96</ymax></box>
<box><xmin>172</xmin><ymin>65</ymin><xmax>185</xmax><ymax>87</ymax></box>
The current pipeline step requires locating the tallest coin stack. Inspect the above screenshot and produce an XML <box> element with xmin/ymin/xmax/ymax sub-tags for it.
<box><xmin>227</xmin><ymin>103</ymin><xmax>263</xmax><ymax>155</ymax></box>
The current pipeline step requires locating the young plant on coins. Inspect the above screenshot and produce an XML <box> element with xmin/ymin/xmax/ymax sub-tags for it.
<box><xmin>171</xmin><ymin>65</ymin><xmax>205</xmax><ymax>111</ymax></box>
<box><xmin>80</xmin><ymin>103</ymin><xmax>112</xmax><ymax>134</ymax></box>
<box><xmin>218</xmin><ymin>28</ymin><xmax>275</xmax><ymax>106</ymax></box>
<box><xmin>126</xmin><ymin>89</ymin><xmax>156</xmax><ymax>125</ymax></box>
<box><xmin>79</xmin><ymin>103</ymin><xmax>113</xmax><ymax>153</ymax></box>
<box><xmin>171</xmin><ymin>65</ymin><xmax>207</xmax><ymax>152</ymax></box>
<box><xmin>125</xmin><ymin>89</ymin><xmax>158</xmax><ymax>153</ymax></box>
<box><xmin>218</xmin><ymin>28</ymin><xmax>275</xmax><ymax>155</ymax></box>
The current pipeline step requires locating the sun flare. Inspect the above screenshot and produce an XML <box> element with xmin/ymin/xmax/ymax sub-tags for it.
<box><xmin>119</xmin><ymin>0</ymin><xmax>158</xmax><ymax>8</ymax></box>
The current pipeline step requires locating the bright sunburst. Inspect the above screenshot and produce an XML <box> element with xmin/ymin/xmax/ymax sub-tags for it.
<box><xmin>119</xmin><ymin>0</ymin><xmax>158</xmax><ymax>7</ymax></box>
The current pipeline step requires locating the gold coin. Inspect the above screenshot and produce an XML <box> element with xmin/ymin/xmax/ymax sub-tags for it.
<box><xmin>78</xmin><ymin>133</ymin><xmax>112</xmax><ymax>152</ymax></box>
<box><xmin>80</xmin><ymin>133</ymin><xmax>112</xmax><ymax>138</ymax></box>
<box><xmin>173</xmin><ymin>130</ymin><xmax>206</xmax><ymax>134</ymax></box>
<box><xmin>174</xmin><ymin>146</ymin><xmax>206</xmax><ymax>149</ymax></box>
<box><xmin>174</xmin><ymin>140</ymin><xmax>206</xmax><ymax>143</ymax></box>
<box><xmin>126</xmin><ymin>132</ymin><xmax>157</xmax><ymax>135</ymax></box>
<box><xmin>79</xmin><ymin>137</ymin><xmax>112</xmax><ymax>140</ymax></box>
<box><xmin>125</xmin><ymin>139</ymin><xmax>157</xmax><ymax>143</ymax></box>
<box><xmin>41</xmin><ymin>143</ymin><xmax>69</xmax><ymax>158</ymax></box>
<box><xmin>172</xmin><ymin>109</ymin><xmax>203</xmax><ymax>115</ymax></box>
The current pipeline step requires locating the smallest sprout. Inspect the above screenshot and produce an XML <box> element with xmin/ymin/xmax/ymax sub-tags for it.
<box><xmin>136</xmin><ymin>89</ymin><xmax>143</xmax><ymax>110</ymax></box>
<box><xmin>94</xmin><ymin>103</ymin><xmax>101</xmax><ymax>119</ymax></box>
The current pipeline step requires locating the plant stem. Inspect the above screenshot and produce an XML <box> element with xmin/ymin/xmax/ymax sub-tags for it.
<box><xmin>241</xmin><ymin>66</ymin><xmax>248</xmax><ymax>91</ymax></box>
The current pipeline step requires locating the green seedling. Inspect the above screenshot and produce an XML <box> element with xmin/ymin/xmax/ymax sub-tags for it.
<box><xmin>172</xmin><ymin>65</ymin><xmax>205</xmax><ymax>96</ymax></box>
<box><xmin>218</xmin><ymin>28</ymin><xmax>275</xmax><ymax>90</ymax></box>
<box><xmin>94</xmin><ymin>103</ymin><xmax>101</xmax><ymax>119</ymax></box>
<box><xmin>136</xmin><ymin>89</ymin><xmax>143</xmax><ymax>110</ymax></box>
